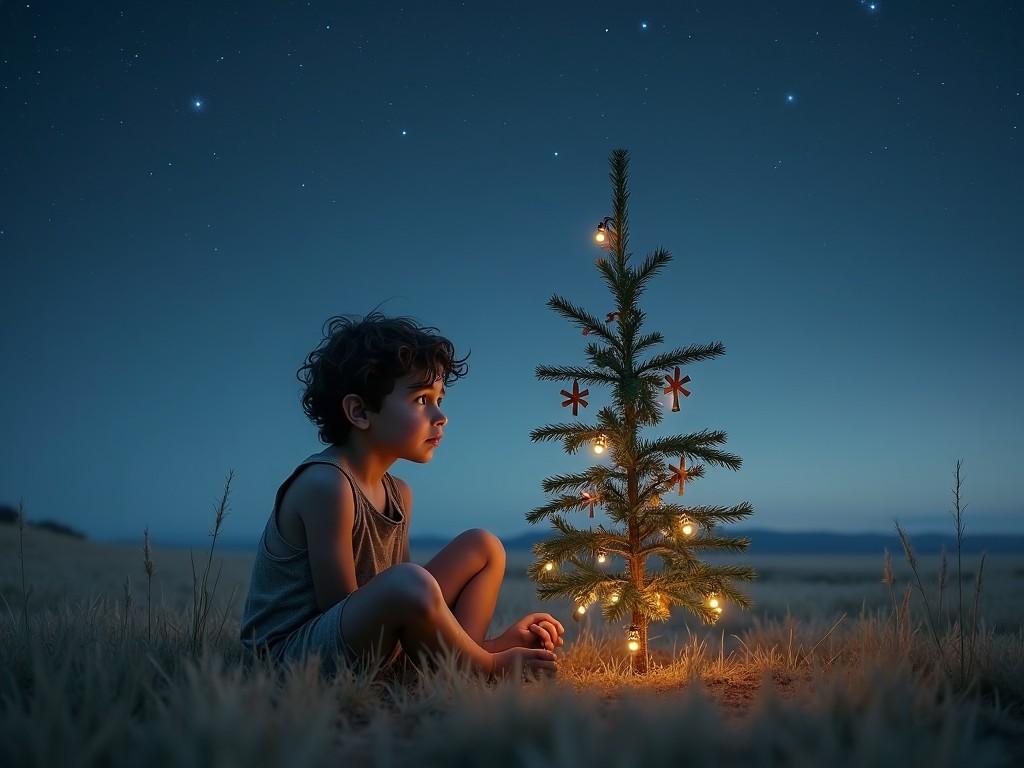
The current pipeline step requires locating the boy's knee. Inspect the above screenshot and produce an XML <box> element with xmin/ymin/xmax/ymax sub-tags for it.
<box><xmin>462</xmin><ymin>528</ymin><xmax>505</xmax><ymax>566</ymax></box>
<box><xmin>385</xmin><ymin>562</ymin><xmax>444</xmax><ymax>616</ymax></box>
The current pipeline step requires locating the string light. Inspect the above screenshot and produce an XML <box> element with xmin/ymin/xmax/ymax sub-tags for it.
<box><xmin>609</xmin><ymin>591</ymin><xmax>620</xmax><ymax>604</ymax></box>
<box><xmin>594</xmin><ymin>216</ymin><xmax>614</xmax><ymax>249</ymax></box>
<box><xmin>592</xmin><ymin>434</ymin><xmax>608</xmax><ymax>454</ymax></box>
<box><xmin>707</xmin><ymin>593</ymin><xmax>723</xmax><ymax>615</ymax></box>
<box><xmin>544</xmin><ymin>561</ymin><xmax>555</xmax><ymax>572</ymax></box>
<box><xmin>627</xmin><ymin>625</ymin><xmax>640</xmax><ymax>653</ymax></box>
<box><xmin>596</xmin><ymin>548</ymin><xmax>607</xmax><ymax>564</ymax></box>
<box><xmin>680</xmin><ymin>514</ymin><xmax>695</xmax><ymax>537</ymax></box>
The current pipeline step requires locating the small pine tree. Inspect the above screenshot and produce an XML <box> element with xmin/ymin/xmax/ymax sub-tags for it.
<box><xmin>526</xmin><ymin>148</ymin><xmax>757</xmax><ymax>675</ymax></box>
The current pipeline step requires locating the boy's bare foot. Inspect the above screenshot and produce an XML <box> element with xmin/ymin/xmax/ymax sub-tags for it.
<box><xmin>490</xmin><ymin>647</ymin><xmax>558</xmax><ymax>679</ymax></box>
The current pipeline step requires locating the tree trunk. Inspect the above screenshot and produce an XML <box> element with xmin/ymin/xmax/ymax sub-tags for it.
<box><xmin>630</xmin><ymin>610</ymin><xmax>650</xmax><ymax>675</ymax></box>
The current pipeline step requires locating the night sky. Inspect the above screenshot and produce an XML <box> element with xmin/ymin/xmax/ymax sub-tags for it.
<box><xmin>1</xmin><ymin>1</ymin><xmax>1021</xmax><ymax>545</ymax></box>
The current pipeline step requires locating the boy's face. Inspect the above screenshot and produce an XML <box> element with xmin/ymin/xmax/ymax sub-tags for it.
<box><xmin>370</xmin><ymin>370</ymin><xmax>447</xmax><ymax>462</ymax></box>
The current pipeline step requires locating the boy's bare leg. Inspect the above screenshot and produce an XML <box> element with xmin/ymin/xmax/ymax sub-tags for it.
<box><xmin>422</xmin><ymin>528</ymin><xmax>505</xmax><ymax>647</ymax></box>
<box><xmin>338</xmin><ymin>562</ymin><xmax>493</xmax><ymax>673</ymax></box>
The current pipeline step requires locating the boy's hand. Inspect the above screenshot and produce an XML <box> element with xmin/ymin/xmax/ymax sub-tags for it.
<box><xmin>493</xmin><ymin>612</ymin><xmax>565</xmax><ymax>652</ymax></box>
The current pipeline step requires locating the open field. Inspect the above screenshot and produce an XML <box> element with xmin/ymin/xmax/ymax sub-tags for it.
<box><xmin>2</xmin><ymin>524</ymin><xmax>1023</xmax><ymax>766</ymax></box>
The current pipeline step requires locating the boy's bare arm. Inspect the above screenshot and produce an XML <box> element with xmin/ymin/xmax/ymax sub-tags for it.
<box><xmin>394</xmin><ymin>476</ymin><xmax>413</xmax><ymax>564</ymax></box>
<box><xmin>299</xmin><ymin>468</ymin><xmax>360</xmax><ymax>613</ymax></box>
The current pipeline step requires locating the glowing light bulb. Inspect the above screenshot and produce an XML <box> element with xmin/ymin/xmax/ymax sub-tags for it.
<box><xmin>680</xmin><ymin>515</ymin><xmax>695</xmax><ymax>537</ymax></box>
<box><xmin>596</xmin><ymin>550</ymin><xmax>607</xmax><ymax>564</ymax></box>
<box><xmin>627</xmin><ymin>625</ymin><xmax>640</xmax><ymax>653</ymax></box>
<box><xmin>592</xmin><ymin>434</ymin><xmax>608</xmax><ymax>454</ymax></box>
<box><xmin>594</xmin><ymin>229</ymin><xmax>606</xmax><ymax>243</ymax></box>
<box><xmin>544</xmin><ymin>561</ymin><xmax>554</xmax><ymax>572</ymax></box>
<box><xmin>610</xmin><ymin>591</ymin><xmax>619</xmax><ymax>604</ymax></box>
<box><xmin>576</xmin><ymin>604</ymin><xmax>586</xmax><ymax>615</ymax></box>
<box><xmin>707</xmin><ymin>595</ymin><xmax>719</xmax><ymax>609</ymax></box>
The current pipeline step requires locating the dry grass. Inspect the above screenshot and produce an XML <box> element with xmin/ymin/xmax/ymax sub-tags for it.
<box><xmin>1</xmin><ymin>465</ymin><xmax>1023</xmax><ymax>766</ymax></box>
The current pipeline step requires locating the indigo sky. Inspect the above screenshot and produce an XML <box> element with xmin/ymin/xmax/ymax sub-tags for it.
<box><xmin>1</xmin><ymin>1</ymin><xmax>1021</xmax><ymax>544</ymax></box>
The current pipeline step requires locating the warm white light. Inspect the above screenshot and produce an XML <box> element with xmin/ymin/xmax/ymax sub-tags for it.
<box><xmin>610</xmin><ymin>592</ymin><xmax>619</xmax><ymax>604</ymax></box>
<box><xmin>707</xmin><ymin>595</ymin><xmax>720</xmax><ymax>609</ymax></box>
<box><xmin>595</xmin><ymin>229</ymin><xmax>606</xmax><ymax>243</ymax></box>
<box><xmin>544</xmin><ymin>561</ymin><xmax>554</xmax><ymax>572</ymax></box>
<box><xmin>597</xmin><ymin>552</ymin><xmax>607</xmax><ymax>564</ymax></box>
<box><xmin>576</xmin><ymin>605</ymin><xmax>586</xmax><ymax>615</ymax></box>
<box><xmin>626</xmin><ymin>625</ymin><xmax>640</xmax><ymax>653</ymax></box>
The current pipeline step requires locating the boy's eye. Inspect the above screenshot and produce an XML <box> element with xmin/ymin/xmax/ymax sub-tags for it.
<box><xmin>416</xmin><ymin>395</ymin><xmax>443</xmax><ymax>406</ymax></box>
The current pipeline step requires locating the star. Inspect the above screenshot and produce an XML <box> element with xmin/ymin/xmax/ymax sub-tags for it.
<box><xmin>401</xmin><ymin>129</ymin><xmax>407</xmax><ymax>135</ymax></box>
<box><xmin>785</xmin><ymin>93</ymin><xmax>796</xmax><ymax>104</ymax></box>
<box><xmin>553</xmin><ymin>151</ymin><xmax>559</xmax><ymax>158</ymax></box>
<box><xmin>191</xmin><ymin>97</ymin><xmax>205</xmax><ymax>112</ymax></box>
<box><xmin>640</xmin><ymin>21</ymin><xmax>648</xmax><ymax>30</ymax></box>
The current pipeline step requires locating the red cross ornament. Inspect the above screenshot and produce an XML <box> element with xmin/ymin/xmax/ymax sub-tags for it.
<box><xmin>666</xmin><ymin>456</ymin><xmax>689</xmax><ymax>496</ymax></box>
<box><xmin>560</xmin><ymin>378</ymin><xmax>589</xmax><ymax>416</ymax></box>
<box><xmin>663</xmin><ymin>366</ymin><xmax>692</xmax><ymax>413</ymax></box>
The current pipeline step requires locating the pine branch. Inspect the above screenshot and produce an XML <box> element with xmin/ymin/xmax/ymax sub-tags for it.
<box><xmin>529</xmin><ymin>407</ymin><xmax>622</xmax><ymax>454</ymax></box>
<box><xmin>530</xmin><ymin>557</ymin><xmax>618</xmax><ymax>603</ymax></box>
<box><xmin>528</xmin><ymin>422</ymin><xmax>603</xmax><ymax>449</ymax></box>
<box><xmin>541</xmin><ymin>467</ymin><xmax>625</xmax><ymax>495</ymax></box>
<box><xmin>534</xmin><ymin>521</ymin><xmax>632</xmax><ymax>560</ymax></box>
<box><xmin>633</xmin><ymin>331</ymin><xmax>664</xmax><ymax>357</ymax></box>
<box><xmin>655</xmin><ymin>586</ymin><xmax>723</xmax><ymax>624</ymax></box>
<box><xmin>634</xmin><ymin>248</ymin><xmax>673</xmax><ymax>291</ymax></box>
<box><xmin>526</xmin><ymin>494</ymin><xmax>596</xmax><ymax>525</ymax></box>
<box><xmin>639</xmin><ymin>432</ymin><xmax>743</xmax><ymax>471</ymax></box>
<box><xmin>641</xmin><ymin>534</ymin><xmax>752</xmax><ymax>559</ymax></box>
<box><xmin>546</xmin><ymin>295</ymin><xmax>622</xmax><ymax>348</ymax></box>
<box><xmin>534</xmin><ymin>365</ymin><xmax>619</xmax><ymax>386</ymax></box>
<box><xmin>584</xmin><ymin>342</ymin><xmax>624</xmax><ymax>374</ymax></box>
<box><xmin>638</xmin><ymin>501</ymin><xmax>756</xmax><ymax>535</ymax></box>
<box><xmin>636</xmin><ymin>341</ymin><xmax>726</xmax><ymax>376</ymax></box>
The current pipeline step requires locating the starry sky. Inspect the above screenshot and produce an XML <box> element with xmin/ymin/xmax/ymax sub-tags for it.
<box><xmin>1</xmin><ymin>1</ymin><xmax>1021</xmax><ymax>546</ymax></box>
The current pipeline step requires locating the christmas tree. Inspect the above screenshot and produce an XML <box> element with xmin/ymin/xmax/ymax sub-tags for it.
<box><xmin>526</xmin><ymin>148</ymin><xmax>757</xmax><ymax>675</ymax></box>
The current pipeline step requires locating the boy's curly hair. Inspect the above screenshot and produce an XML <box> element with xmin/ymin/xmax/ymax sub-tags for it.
<box><xmin>297</xmin><ymin>311</ymin><xmax>470</xmax><ymax>445</ymax></box>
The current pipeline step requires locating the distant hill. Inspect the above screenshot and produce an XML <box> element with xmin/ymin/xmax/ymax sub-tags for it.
<box><xmin>0</xmin><ymin>505</ymin><xmax>87</xmax><ymax>540</ymax></box>
<box><xmin>491</xmin><ymin>528</ymin><xmax>1024</xmax><ymax>555</ymax></box>
<box><xmin>139</xmin><ymin>527</ymin><xmax>1024</xmax><ymax>554</ymax></box>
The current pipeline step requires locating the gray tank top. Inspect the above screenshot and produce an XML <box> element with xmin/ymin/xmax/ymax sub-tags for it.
<box><xmin>239</xmin><ymin>453</ymin><xmax>408</xmax><ymax>656</ymax></box>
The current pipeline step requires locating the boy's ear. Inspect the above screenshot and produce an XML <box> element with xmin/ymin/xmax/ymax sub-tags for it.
<box><xmin>341</xmin><ymin>393</ymin><xmax>371</xmax><ymax>430</ymax></box>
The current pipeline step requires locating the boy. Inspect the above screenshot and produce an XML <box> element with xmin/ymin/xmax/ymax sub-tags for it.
<box><xmin>240</xmin><ymin>311</ymin><xmax>563</xmax><ymax>679</ymax></box>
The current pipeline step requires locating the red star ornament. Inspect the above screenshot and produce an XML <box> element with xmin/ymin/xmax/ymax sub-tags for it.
<box><xmin>560</xmin><ymin>379</ymin><xmax>589</xmax><ymax>416</ymax></box>
<box><xmin>663</xmin><ymin>366</ymin><xmax>692</xmax><ymax>413</ymax></box>
<box><xmin>666</xmin><ymin>456</ymin><xmax>689</xmax><ymax>496</ymax></box>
